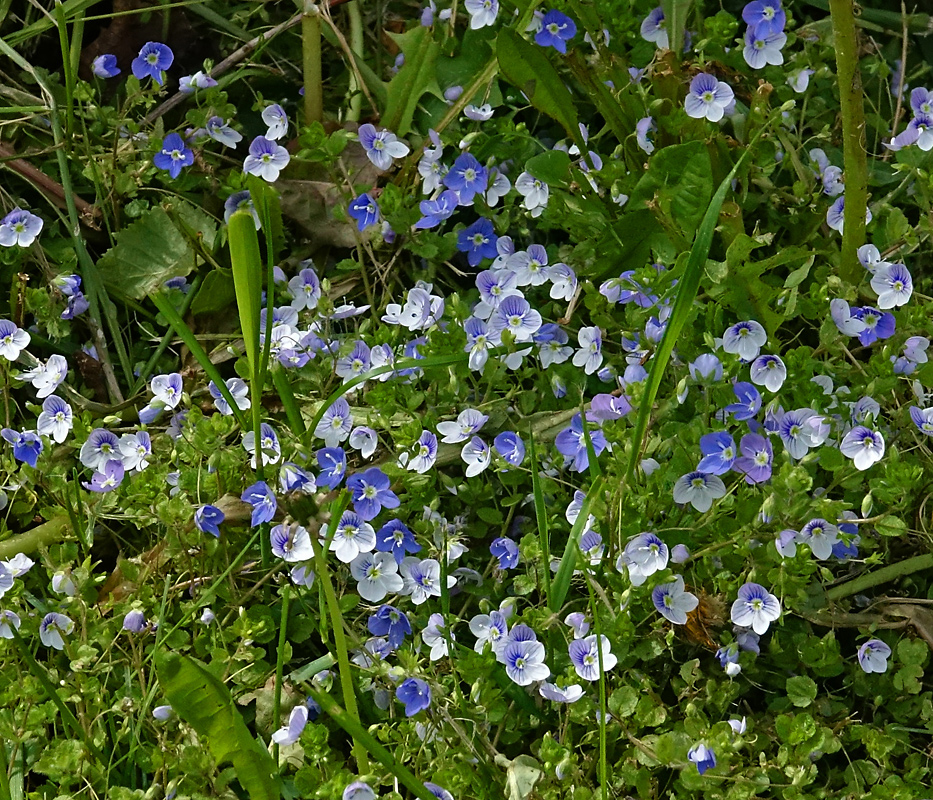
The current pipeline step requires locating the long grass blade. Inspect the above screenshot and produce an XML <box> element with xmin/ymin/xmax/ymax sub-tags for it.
<box><xmin>625</xmin><ymin>142</ymin><xmax>759</xmax><ymax>485</ymax></box>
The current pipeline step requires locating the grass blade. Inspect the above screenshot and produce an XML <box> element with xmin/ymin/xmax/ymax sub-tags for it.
<box><xmin>528</xmin><ymin>433</ymin><xmax>551</xmax><ymax>607</ymax></box>
<box><xmin>624</xmin><ymin>142</ymin><xmax>760</xmax><ymax>485</ymax></box>
<box><xmin>548</xmin><ymin>477</ymin><xmax>603</xmax><ymax>613</ymax></box>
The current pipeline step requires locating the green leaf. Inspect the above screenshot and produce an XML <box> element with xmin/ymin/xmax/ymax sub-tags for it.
<box><xmin>631</xmin><ymin>141</ymin><xmax>713</xmax><ymax>238</ymax></box>
<box><xmin>496</xmin><ymin>28</ymin><xmax>583</xmax><ymax>145</ymax></box>
<box><xmin>191</xmin><ymin>269</ymin><xmax>237</xmax><ymax>315</ymax></box>
<box><xmin>661</xmin><ymin>0</ymin><xmax>693</xmax><ymax>54</ymax></box>
<box><xmin>504</xmin><ymin>755</ymin><xmax>543</xmax><ymax>800</ymax></box>
<box><xmin>383</xmin><ymin>26</ymin><xmax>442</xmax><ymax>138</ymax></box>
<box><xmin>786</xmin><ymin>675</ymin><xmax>818</xmax><ymax>707</ymax></box>
<box><xmin>595</xmin><ymin>209</ymin><xmax>667</xmax><ymax>280</ymax></box>
<box><xmin>875</xmin><ymin>515</ymin><xmax>907</xmax><ymax>537</ymax></box>
<box><xmin>155</xmin><ymin>652</ymin><xmax>281</xmax><ymax>800</ymax></box>
<box><xmin>96</xmin><ymin>206</ymin><xmax>193</xmax><ymax>300</ymax></box>
<box><xmin>549</xmin><ymin>477</ymin><xmax>603</xmax><ymax>613</ymax></box>
<box><xmin>228</xmin><ymin>210</ymin><xmax>264</xmax><ymax>386</ymax></box>
<box><xmin>525</xmin><ymin>150</ymin><xmax>572</xmax><ymax>188</ymax></box>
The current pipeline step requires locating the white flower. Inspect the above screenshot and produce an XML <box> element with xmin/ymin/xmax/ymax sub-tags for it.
<box><xmin>271</xmin><ymin>705</ymin><xmax>308</xmax><ymax>745</ymax></box>
<box><xmin>651</xmin><ymin>576</ymin><xmax>699</xmax><ymax>624</ymax></box>
<box><xmin>673</xmin><ymin>472</ymin><xmax>726</xmax><ymax>512</ymax></box>
<box><xmin>798</xmin><ymin>518</ymin><xmax>839</xmax><ymax>560</ymax></box>
<box><xmin>722</xmin><ymin>320</ymin><xmax>767</xmax><ymax>361</ymax></box>
<box><xmin>400</xmin><ymin>557</ymin><xmax>455</xmax><ymax>605</ymax></box>
<box><xmin>749</xmin><ymin>354</ymin><xmax>786</xmax><ymax>392</ymax></box>
<box><xmin>568</xmin><ymin>634</ymin><xmax>617</xmax><ymax>681</ymax></box>
<box><xmin>350</xmin><ymin>551</ymin><xmax>403</xmax><ymax>602</ymax></box>
<box><xmin>840</xmin><ymin>426</ymin><xmax>885</xmax><ymax>470</ymax></box>
<box><xmin>572</xmin><ymin>326</ymin><xmax>603</xmax><ymax>375</ymax></box>
<box><xmin>870</xmin><ymin>263</ymin><xmax>913</xmax><ymax>309</ymax></box>
<box><xmin>464</xmin><ymin>0</ymin><xmax>499</xmax><ymax>29</ymax></box>
<box><xmin>730</xmin><ymin>582</ymin><xmax>781</xmax><ymax>635</ymax></box>
<box><xmin>421</xmin><ymin>612</ymin><xmax>453</xmax><ymax>660</ymax></box>
<box><xmin>437</xmin><ymin>408</ymin><xmax>489</xmax><ymax>443</ymax></box>
<box><xmin>514</xmin><ymin>171</ymin><xmax>549</xmax><ymax>212</ymax></box>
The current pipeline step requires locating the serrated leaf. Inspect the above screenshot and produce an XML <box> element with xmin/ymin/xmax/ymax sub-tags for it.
<box><xmin>496</xmin><ymin>28</ymin><xmax>583</xmax><ymax>146</ymax></box>
<box><xmin>631</xmin><ymin>141</ymin><xmax>713</xmax><ymax>238</ymax></box>
<box><xmin>155</xmin><ymin>652</ymin><xmax>281</xmax><ymax>800</ymax></box>
<box><xmin>383</xmin><ymin>26</ymin><xmax>442</xmax><ymax>138</ymax></box>
<box><xmin>96</xmin><ymin>206</ymin><xmax>192</xmax><ymax>300</ymax></box>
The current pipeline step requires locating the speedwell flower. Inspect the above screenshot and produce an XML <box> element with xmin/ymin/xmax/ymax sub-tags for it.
<box><xmin>535</xmin><ymin>9</ymin><xmax>576</xmax><ymax>53</ymax></box>
<box><xmin>840</xmin><ymin>426</ymin><xmax>885</xmax><ymax>470</ymax></box>
<box><xmin>730</xmin><ymin>582</ymin><xmax>781</xmax><ymax>635</ymax></box>
<box><xmin>673</xmin><ymin>472</ymin><xmax>726</xmax><ymax>512</ymax></box>
<box><xmin>243</xmin><ymin>135</ymin><xmax>290</xmax><ymax>182</ymax></box>
<box><xmin>0</xmin><ymin>210</ymin><xmax>43</xmax><ymax>248</ymax></box>
<box><xmin>685</xmin><ymin>73</ymin><xmax>734</xmax><ymax>122</ymax></box>
<box><xmin>652</xmin><ymin>576</ymin><xmax>699</xmax><ymax>624</ymax></box>
<box><xmin>358</xmin><ymin>123</ymin><xmax>409</xmax><ymax>170</ymax></box>
<box><xmin>568</xmin><ymin>634</ymin><xmax>617</xmax><ymax>681</ymax></box>
<box><xmin>857</xmin><ymin>639</ymin><xmax>892</xmax><ymax>674</ymax></box>
<box><xmin>131</xmin><ymin>42</ymin><xmax>173</xmax><ymax>84</ymax></box>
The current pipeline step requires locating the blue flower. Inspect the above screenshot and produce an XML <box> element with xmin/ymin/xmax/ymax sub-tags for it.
<box><xmin>179</xmin><ymin>71</ymin><xmax>218</xmax><ymax>92</ymax></box>
<box><xmin>724</xmin><ymin>381</ymin><xmax>762</xmax><ymax>421</ymax></box>
<box><xmin>1</xmin><ymin>428</ymin><xmax>43</xmax><ymax>468</ymax></box>
<box><xmin>851</xmin><ymin>306</ymin><xmax>895</xmax><ymax>346</ymax></box>
<box><xmin>733</xmin><ymin>433</ymin><xmax>773</xmax><ymax>484</ymax></box>
<box><xmin>396</xmin><ymin>677</ymin><xmax>431</xmax><ymax>716</ymax></box>
<box><xmin>224</xmin><ymin>190</ymin><xmax>261</xmax><ymax>228</ymax></box>
<box><xmin>131</xmin><ymin>42</ymin><xmax>174</xmax><ymax>85</ymax></box>
<box><xmin>742</xmin><ymin>0</ymin><xmax>786</xmax><ymax>37</ymax></box>
<box><xmin>123</xmin><ymin>610</ymin><xmax>148</xmax><ymax>633</ymax></box>
<box><xmin>444</xmin><ymin>153</ymin><xmax>488</xmax><ymax>204</ymax></box>
<box><xmin>534</xmin><ymin>9</ymin><xmax>577</xmax><ymax>53</ymax></box>
<box><xmin>494</xmin><ymin>431</ymin><xmax>526</xmax><ymax>466</ymax></box>
<box><xmin>153</xmin><ymin>133</ymin><xmax>194</xmax><ymax>179</ymax></box>
<box><xmin>376</xmin><ymin>519</ymin><xmax>421</xmax><ymax>564</ymax></box>
<box><xmin>348</xmin><ymin>193</ymin><xmax>381</xmax><ymax>231</ymax></box>
<box><xmin>92</xmin><ymin>54</ymin><xmax>120</xmax><ymax>78</ymax></box>
<box><xmin>368</xmin><ymin>605</ymin><xmax>412</xmax><ymax>648</ymax></box>
<box><xmin>457</xmin><ymin>218</ymin><xmax>498</xmax><ymax>267</ymax></box>
<box><xmin>415</xmin><ymin>190</ymin><xmax>459</xmax><ymax>230</ymax></box>
<box><xmin>241</xmin><ymin>481</ymin><xmax>277</xmax><ymax>526</ymax></box>
<box><xmin>347</xmin><ymin>467</ymin><xmax>400</xmax><ymax>521</ymax></box>
<box><xmin>490</xmin><ymin>537</ymin><xmax>519</xmax><ymax>569</ymax></box>
<box><xmin>697</xmin><ymin>432</ymin><xmax>736</xmax><ymax>475</ymax></box>
<box><xmin>195</xmin><ymin>505</ymin><xmax>225</xmax><ymax>537</ymax></box>
<box><xmin>639</xmin><ymin>7</ymin><xmax>668</xmax><ymax>48</ymax></box>
<box><xmin>83</xmin><ymin>459</ymin><xmax>125</xmax><ymax>493</ymax></box>
<box><xmin>554</xmin><ymin>413</ymin><xmax>608</xmax><ymax>473</ymax></box>
<box><xmin>316</xmin><ymin>447</ymin><xmax>348</xmax><ymax>489</ymax></box>
<box><xmin>687</xmin><ymin>742</ymin><xmax>716</xmax><ymax>774</ymax></box>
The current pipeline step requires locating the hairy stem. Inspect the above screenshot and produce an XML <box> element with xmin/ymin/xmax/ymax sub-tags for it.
<box><xmin>302</xmin><ymin>2</ymin><xmax>324</xmax><ymax>125</ymax></box>
<box><xmin>345</xmin><ymin>0</ymin><xmax>364</xmax><ymax>122</ymax></box>
<box><xmin>825</xmin><ymin>554</ymin><xmax>933</xmax><ymax>602</ymax></box>
<box><xmin>828</xmin><ymin>0</ymin><xmax>869</xmax><ymax>284</ymax></box>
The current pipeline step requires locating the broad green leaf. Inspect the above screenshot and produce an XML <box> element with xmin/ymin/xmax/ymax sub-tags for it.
<box><xmin>595</xmin><ymin>209</ymin><xmax>667</xmax><ymax>280</ymax></box>
<box><xmin>383</xmin><ymin>26</ymin><xmax>441</xmax><ymax>138</ymax></box>
<box><xmin>496</xmin><ymin>28</ymin><xmax>583</xmax><ymax>146</ymax></box>
<box><xmin>786</xmin><ymin>675</ymin><xmax>818</xmax><ymax>707</ymax></box>
<box><xmin>154</xmin><ymin>652</ymin><xmax>281</xmax><ymax>800</ymax></box>
<box><xmin>96</xmin><ymin>207</ymin><xmax>192</xmax><ymax>300</ymax></box>
<box><xmin>191</xmin><ymin>269</ymin><xmax>237</xmax><ymax>315</ymax></box>
<box><xmin>631</xmin><ymin>141</ymin><xmax>713</xmax><ymax>238</ymax></box>
<box><xmin>503</xmin><ymin>755</ymin><xmax>544</xmax><ymax>800</ymax></box>
<box><xmin>525</xmin><ymin>150</ymin><xmax>572</xmax><ymax>188</ymax></box>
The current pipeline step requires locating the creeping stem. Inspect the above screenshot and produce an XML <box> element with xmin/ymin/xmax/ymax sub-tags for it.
<box><xmin>828</xmin><ymin>0</ymin><xmax>869</xmax><ymax>284</ymax></box>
